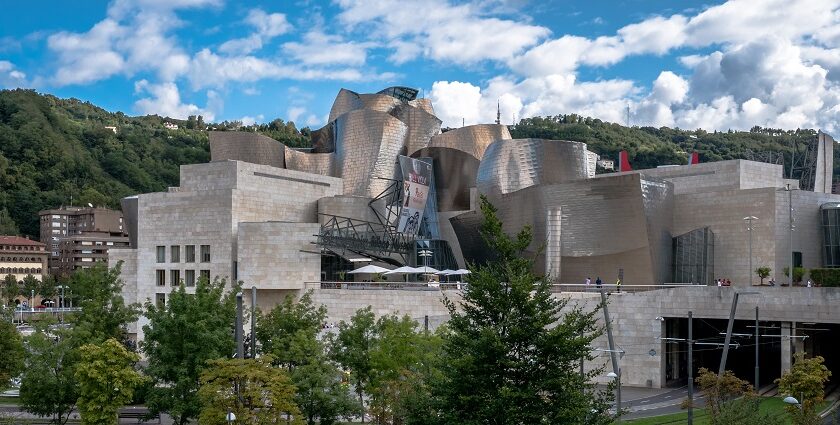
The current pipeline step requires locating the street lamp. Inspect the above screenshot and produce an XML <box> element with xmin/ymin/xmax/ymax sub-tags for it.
<box><xmin>743</xmin><ymin>216</ymin><xmax>758</xmax><ymax>286</ymax></box>
<box><xmin>780</xmin><ymin>184</ymin><xmax>797</xmax><ymax>286</ymax></box>
<box><xmin>607</xmin><ymin>370</ymin><xmax>622</xmax><ymax>422</ymax></box>
<box><xmin>418</xmin><ymin>249</ymin><xmax>433</xmax><ymax>281</ymax></box>
<box><xmin>783</xmin><ymin>395</ymin><xmax>802</xmax><ymax>410</ymax></box>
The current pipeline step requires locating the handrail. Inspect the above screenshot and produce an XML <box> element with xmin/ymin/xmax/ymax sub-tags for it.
<box><xmin>305</xmin><ymin>281</ymin><xmax>465</xmax><ymax>291</ymax></box>
<box><xmin>552</xmin><ymin>283</ymin><xmax>707</xmax><ymax>293</ymax></box>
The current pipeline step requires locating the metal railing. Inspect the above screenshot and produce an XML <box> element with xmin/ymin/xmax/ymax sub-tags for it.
<box><xmin>551</xmin><ymin>283</ymin><xmax>707</xmax><ymax>293</ymax></box>
<box><xmin>306</xmin><ymin>281</ymin><xmax>466</xmax><ymax>291</ymax></box>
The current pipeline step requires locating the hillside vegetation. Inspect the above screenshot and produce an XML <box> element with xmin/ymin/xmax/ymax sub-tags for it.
<box><xmin>0</xmin><ymin>89</ymin><xmax>831</xmax><ymax>239</ymax></box>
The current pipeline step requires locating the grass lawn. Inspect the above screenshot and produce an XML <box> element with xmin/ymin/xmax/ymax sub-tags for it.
<box><xmin>625</xmin><ymin>397</ymin><xmax>830</xmax><ymax>425</ymax></box>
<box><xmin>0</xmin><ymin>396</ymin><xmax>18</xmax><ymax>405</ymax></box>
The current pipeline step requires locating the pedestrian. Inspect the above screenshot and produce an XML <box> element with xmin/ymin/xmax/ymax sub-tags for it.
<box><xmin>585</xmin><ymin>277</ymin><xmax>591</xmax><ymax>291</ymax></box>
<box><xmin>717</xmin><ymin>279</ymin><xmax>722</xmax><ymax>287</ymax></box>
<box><xmin>769</xmin><ymin>278</ymin><xmax>776</xmax><ymax>286</ymax></box>
<box><xmin>616</xmin><ymin>277</ymin><xmax>622</xmax><ymax>293</ymax></box>
<box><xmin>807</xmin><ymin>279</ymin><xmax>813</xmax><ymax>288</ymax></box>
<box><xmin>596</xmin><ymin>277</ymin><xmax>602</xmax><ymax>289</ymax></box>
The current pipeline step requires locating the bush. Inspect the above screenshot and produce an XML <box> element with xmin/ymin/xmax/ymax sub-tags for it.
<box><xmin>808</xmin><ymin>269</ymin><xmax>840</xmax><ymax>287</ymax></box>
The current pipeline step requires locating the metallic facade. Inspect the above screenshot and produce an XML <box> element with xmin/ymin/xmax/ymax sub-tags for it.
<box><xmin>428</xmin><ymin>124</ymin><xmax>512</xmax><ymax>160</ymax></box>
<box><xmin>476</xmin><ymin>138</ymin><xmax>590</xmax><ymax>196</ymax></box>
<box><xmin>209</xmin><ymin>131</ymin><xmax>285</xmax><ymax>169</ymax></box>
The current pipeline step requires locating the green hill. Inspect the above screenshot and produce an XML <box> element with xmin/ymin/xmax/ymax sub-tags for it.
<box><xmin>0</xmin><ymin>89</ymin><xmax>831</xmax><ymax>240</ymax></box>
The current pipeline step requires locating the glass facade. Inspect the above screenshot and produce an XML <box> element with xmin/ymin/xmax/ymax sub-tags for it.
<box><xmin>821</xmin><ymin>203</ymin><xmax>840</xmax><ymax>267</ymax></box>
<box><xmin>413</xmin><ymin>239</ymin><xmax>458</xmax><ymax>271</ymax></box>
<box><xmin>672</xmin><ymin>227</ymin><xmax>714</xmax><ymax>285</ymax></box>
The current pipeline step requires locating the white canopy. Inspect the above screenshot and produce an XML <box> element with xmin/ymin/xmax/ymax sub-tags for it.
<box><xmin>448</xmin><ymin>269</ymin><xmax>471</xmax><ymax>275</ymax></box>
<box><xmin>347</xmin><ymin>265</ymin><xmax>392</xmax><ymax>274</ymax></box>
<box><xmin>437</xmin><ymin>269</ymin><xmax>456</xmax><ymax>275</ymax></box>
<box><xmin>384</xmin><ymin>266</ymin><xmax>420</xmax><ymax>275</ymax></box>
<box><xmin>415</xmin><ymin>266</ymin><xmax>440</xmax><ymax>274</ymax></box>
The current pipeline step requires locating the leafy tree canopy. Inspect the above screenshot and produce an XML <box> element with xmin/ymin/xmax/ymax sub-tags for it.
<box><xmin>75</xmin><ymin>338</ymin><xmax>147</xmax><ymax>425</ymax></box>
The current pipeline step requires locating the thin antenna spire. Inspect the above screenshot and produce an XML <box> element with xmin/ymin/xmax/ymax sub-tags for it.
<box><xmin>495</xmin><ymin>100</ymin><xmax>501</xmax><ymax>125</ymax></box>
<box><xmin>625</xmin><ymin>104</ymin><xmax>631</xmax><ymax>127</ymax></box>
<box><xmin>462</xmin><ymin>117</ymin><xmax>465</xmax><ymax>127</ymax></box>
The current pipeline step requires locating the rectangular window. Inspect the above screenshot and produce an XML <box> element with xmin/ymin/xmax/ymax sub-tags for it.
<box><xmin>156</xmin><ymin>246</ymin><xmax>165</xmax><ymax>263</ymax></box>
<box><xmin>185</xmin><ymin>270</ymin><xmax>195</xmax><ymax>287</ymax></box>
<box><xmin>155</xmin><ymin>293</ymin><xmax>166</xmax><ymax>308</ymax></box>
<box><xmin>200</xmin><ymin>245</ymin><xmax>210</xmax><ymax>262</ymax></box>
<box><xmin>156</xmin><ymin>269</ymin><xmax>165</xmax><ymax>286</ymax></box>
<box><xmin>170</xmin><ymin>245</ymin><xmax>180</xmax><ymax>263</ymax></box>
<box><xmin>185</xmin><ymin>245</ymin><xmax>196</xmax><ymax>262</ymax></box>
<box><xmin>170</xmin><ymin>269</ymin><xmax>181</xmax><ymax>286</ymax></box>
<box><xmin>200</xmin><ymin>269</ymin><xmax>210</xmax><ymax>282</ymax></box>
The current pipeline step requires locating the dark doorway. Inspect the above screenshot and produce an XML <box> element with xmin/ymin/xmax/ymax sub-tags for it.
<box><xmin>664</xmin><ymin>317</ymin><xmax>782</xmax><ymax>389</ymax></box>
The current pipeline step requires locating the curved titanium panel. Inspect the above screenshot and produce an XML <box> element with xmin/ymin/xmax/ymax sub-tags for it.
<box><xmin>328</xmin><ymin>88</ymin><xmax>364</xmax><ymax>123</ymax></box>
<box><xmin>408</xmin><ymin>98</ymin><xmax>435</xmax><ymax>116</ymax></box>
<box><xmin>333</xmin><ymin>109</ymin><xmax>408</xmax><ymax>198</ymax></box>
<box><xmin>285</xmin><ymin>149</ymin><xmax>335</xmax><ymax>176</ymax></box>
<box><xmin>209</xmin><ymin>131</ymin><xmax>285</xmax><ymax>169</ymax></box>
<box><xmin>429</xmin><ymin>124</ymin><xmax>512</xmax><ymax>160</ymax></box>
<box><xmin>412</xmin><ymin>147</ymin><xmax>479</xmax><ymax>212</ymax></box>
<box><xmin>455</xmin><ymin>173</ymin><xmax>673</xmax><ymax>284</ymax></box>
<box><xmin>476</xmin><ymin>138</ymin><xmax>588</xmax><ymax>196</ymax></box>
<box><xmin>392</xmin><ymin>103</ymin><xmax>441</xmax><ymax>157</ymax></box>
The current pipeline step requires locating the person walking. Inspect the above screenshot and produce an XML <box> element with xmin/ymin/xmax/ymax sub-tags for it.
<box><xmin>615</xmin><ymin>277</ymin><xmax>622</xmax><ymax>293</ymax></box>
<box><xmin>585</xmin><ymin>277</ymin><xmax>591</xmax><ymax>291</ymax></box>
<box><xmin>595</xmin><ymin>277</ymin><xmax>602</xmax><ymax>290</ymax></box>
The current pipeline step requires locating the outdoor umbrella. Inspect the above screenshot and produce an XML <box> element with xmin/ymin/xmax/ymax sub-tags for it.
<box><xmin>384</xmin><ymin>266</ymin><xmax>420</xmax><ymax>282</ymax></box>
<box><xmin>347</xmin><ymin>265</ymin><xmax>392</xmax><ymax>274</ymax></box>
<box><xmin>415</xmin><ymin>266</ymin><xmax>440</xmax><ymax>281</ymax></box>
<box><xmin>437</xmin><ymin>269</ymin><xmax>456</xmax><ymax>283</ymax></box>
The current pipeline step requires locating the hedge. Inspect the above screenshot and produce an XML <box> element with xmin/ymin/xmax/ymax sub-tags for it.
<box><xmin>808</xmin><ymin>268</ymin><xmax>840</xmax><ymax>287</ymax></box>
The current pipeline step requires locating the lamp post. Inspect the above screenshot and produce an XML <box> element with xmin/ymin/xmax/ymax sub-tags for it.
<box><xmin>418</xmin><ymin>249</ymin><xmax>432</xmax><ymax>281</ymax></box>
<box><xmin>783</xmin><ymin>395</ymin><xmax>802</xmax><ymax>410</ymax></box>
<box><xmin>743</xmin><ymin>216</ymin><xmax>758</xmax><ymax>286</ymax></box>
<box><xmin>226</xmin><ymin>410</ymin><xmax>236</xmax><ymax>424</ymax></box>
<box><xmin>607</xmin><ymin>370</ymin><xmax>622</xmax><ymax>422</ymax></box>
<box><xmin>55</xmin><ymin>285</ymin><xmax>67</xmax><ymax>323</ymax></box>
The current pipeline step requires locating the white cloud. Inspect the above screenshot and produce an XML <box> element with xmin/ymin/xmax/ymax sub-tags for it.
<box><xmin>287</xmin><ymin>106</ymin><xmax>306</xmax><ymax>123</ymax></box>
<box><xmin>218</xmin><ymin>9</ymin><xmax>291</xmax><ymax>55</ymax></box>
<box><xmin>245</xmin><ymin>9</ymin><xmax>291</xmax><ymax>38</ymax></box>
<box><xmin>0</xmin><ymin>61</ymin><xmax>28</xmax><ymax>88</ymax></box>
<box><xmin>240</xmin><ymin>114</ymin><xmax>264</xmax><ymax>126</ymax></box>
<box><xmin>336</xmin><ymin>0</ymin><xmax>549</xmax><ymax>65</ymax></box>
<box><xmin>429</xmin><ymin>81</ymin><xmax>482</xmax><ymax>127</ymax></box>
<box><xmin>134</xmin><ymin>79</ymin><xmax>218</xmax><ymax>120</ymax></box>
<box><xmin>282</xmin><ymin>32</ymin><xmax>372</xmax><ymax>66</ymax></box>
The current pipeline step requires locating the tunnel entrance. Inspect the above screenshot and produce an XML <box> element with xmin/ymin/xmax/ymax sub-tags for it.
<box><xmin>664</xmin><ymin>317</ymin><xmax>782</xmax><ymax>388</ymax></box>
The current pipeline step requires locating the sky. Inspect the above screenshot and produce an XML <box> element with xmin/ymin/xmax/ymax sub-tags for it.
<box><xmin>1</xmin><ymin>0</ymin><xmax>839</xmax><ymax>134</ymax></box>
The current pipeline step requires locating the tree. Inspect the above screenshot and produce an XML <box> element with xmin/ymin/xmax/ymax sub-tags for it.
<box><xmin>67</xmin><ymin>263</ymin><xmax>139</xmax><ymax>345</ymax></box>
<box><xmin>0</xmin><ymin>208</ymin><xmax>19</xmax><ymax>235</ymax></box>
<box><xmin>142</xmin><ymin>277</ymin><xmax>239</xmax><ymax>425</ymax></box>
<box><xmin>755</xmin><ymin>266</ymin><xmax>771</xmax><ymax>285</ymax></box>
<box><xmin>257</xmin><ymin>291</ymin><xmax>357</xmax><ymax>425</ymax></box>
<box><xmin>0</xmin><ymin>275</ymin><xmax>18</xmax><ymax>306</ymax></box>
<box><xmin>197</xmin><ymin>356</ymin><xmax>303</xmax><ymax>425</ymax></box>
<box><xmin>75</xmin><ymin>338</ymin><xmax>147</xmax><ymax>425</ymax></box>
<box><xmin>694</xmin><ymin>368</ymin><xmax>780</xmax><ymax>425</ymax></box>
<box><xmin>776</xmin><ymin>354</ymin><xmax>832</xmax><ymax>425</ymax></box>
<box><xmin>433</xmin><ymin>195</ymin><xmax>612</xmax><ymax>425</ymax></box>
<box><xmin>19</xmin><ymin>330</ymin><xmax>78</xmax><ymax>425</ymax></box>
<box><xmin>0</xmin><ymin>312</ymin><xmax>24</xmax><ymax>390</ymax></box>
<box><xmin>20</xmin><ymin>274</ymin><xmax>39</xmax><ymax>304</ymax></box>
<box><xmin>330</xmin><ymin>307</ymin><xmax>377</xmax><ymax>420</ymax></box>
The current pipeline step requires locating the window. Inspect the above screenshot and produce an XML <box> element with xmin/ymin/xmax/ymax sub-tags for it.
<box><xmin>156</xmin><ymin>269</ymin><xmax>166</xmax><ymax>286</ymax></box>
<box><xmin>185</xmin><ymin>245</ymin><xmax>196</xmax><ymax>262</ymax></box>
<box><xmin>185</xmin><ymin>270</ymin><xmax>195</xmax><ymax>287</ymax></box>
<box><xmin>171</xmin><ymin>245</ymin><xmax>180</xmax><ymax>263</ymax></box>
<box><xmin>200</xmin><ymin>245</ymin><xmax>210</xmax><ymax>262</ymax></box>
<box><xmin>156</xmin><ymin>246</ymin><xmax>165</xmax><ymax>263</ymax></box>
<box><xmin>200</xmin><ymin>269</ymin><xmax>210</xmax><ymax>282</ymax></box>
<box><xmin>155</xmin><ymin>293</ymin><xmax>166</xmax><ymax>308</ymax></box>
<box><xmin>170</xmin><ymin>270</ymin><xmax>181</xmax><ymax>286</ymax></box>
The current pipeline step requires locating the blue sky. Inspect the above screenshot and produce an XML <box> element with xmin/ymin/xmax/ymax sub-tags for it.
<box><xmin>1</xmin><ymin>0</ymin><xmax>839</xmax><ymax>133</ymax></box>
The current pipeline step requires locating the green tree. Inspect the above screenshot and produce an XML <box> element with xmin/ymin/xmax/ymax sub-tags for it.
<box><xmin>330</xmin><ymin>306</ymin><xmax>377</xmax><ymax>420</ymax></box>
<box><xmin>783</xmin><ymin>267</ymin><xmax>806</xmax><ymax>285</ymax></box>
<box><xmin>141</xmin><ymin>277</ymin><xmax>239</xmax><ymax>425</ymax></box>
<box><xmin>716</xmin><ymin>395</ymin><xmax>784</xmax><ymax>425</ymax></box>
<box><xmin>67</xmin><ymin>263</ymin><xmax>139</xmax><ymax>344</ymax></box>
<box><xmin>0</xmin><ymin>208</ymin><xmax>19</xmax><ymax>235</ymax></box>
<box><xmin>433</xmin><ymin>195</ymin><xmax>612</xmax><ymax>425</ymax></box>
<box><xmin>20</xmin><ymin>274</ymin><xmax>39</xmax><ymax>304</ymax></box>
<box><xmin>19</xmin><ymin>330</ymin><xmax>78</xmax><ymax>425</ymax></box>
<box><xmin>695</xmin><ymin>368</ymin><xmax>769</xmax><ymax>425</ymax></box>
<box><xmin>776</xmin><ymin>353</ymin><xmax>832</xmax><ymax>425</ymax></box>
<box><xmin>0</xmin><ymin>275</ymin><xmax>18</xmax><ymax>306</ymax></box>
<box><xmin>0</xmin><ymin>312</ymin><xmax>24</xmax><ymax>390</ymax></box>
<box><xmin>257</xmin><ymin>291</ymin><xmax>357</xmax><ymax>425</ymax></box>
<box><xmin>197</xmin><ymin>356</ymin><xmax>303</xmax><ymax>425</ymax></box>
<box><xmin>755</xmin><ymin>266</ymin><xmax>771</xmax><ymax>285</ymax></box>
<box><xmin>75</xmin><ymin>338</ymin><xmax>147</xmax><ymax>425</ymax></box>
